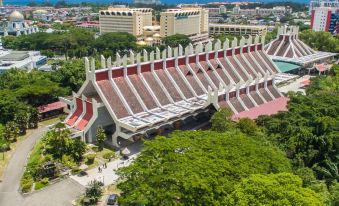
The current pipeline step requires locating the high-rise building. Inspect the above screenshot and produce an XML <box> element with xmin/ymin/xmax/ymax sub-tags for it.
<box><xmin>309</xmin><ymin>0</ymin><xmax>339</xmax><ymax>14</ymax></box>
<box><xmin>99</xmin><ymin>7</ymin><xmax>153</xmax><ymax>36</ymax></box>
<box><xmin>310</xmin><ymin>6</ymin><xmax>339</xmax><ymax>34</ymax></box>
<box><xmin>160</xmin><ymin>8</ymin><xmax>209</xmax><ymax>41</ymax></box>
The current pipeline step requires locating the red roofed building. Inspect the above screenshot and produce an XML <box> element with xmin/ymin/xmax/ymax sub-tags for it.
<box><xmin>63</xmin><ymin>36</ymin><xmax>286</xmax><ymax>146</ymax></box>
<box><xmin>38</xmin><ymin>101</ymin><xmax>67</xmax><ymax>120</ymax></box>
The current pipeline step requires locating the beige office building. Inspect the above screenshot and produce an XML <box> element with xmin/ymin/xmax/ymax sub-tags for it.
<box><xmin>99</xmin><ymin>8</ymin><xmax>153</xmax><ymax>36</ymax></box>
<box><xmin>209</xmin><ymin>24</ymin><xmax>267</xmax><ymax>37</ymax></box>
<box><xmin>160</xmin><ymin>8</ymin><xmax>209</xmax><ymax>39</ymax></box>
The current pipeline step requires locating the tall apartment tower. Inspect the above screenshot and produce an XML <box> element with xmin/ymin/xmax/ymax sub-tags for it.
<box><xmin>0</xmin><ymin>0</ymin><xmax>3</xmax><ymax>7</ymax></box>
<box><xmin>160</xmin><ymin>8</ymin><xmax>209</xmax><ymax>38</ymax></box>
<box><xmin>311</xmin><ymin>6</ymin><xmax>339</xmax><ymax>34</ymax></box>
<box><xmin>99</xmin><ymin>7</ymin><xmax>153</xmax><ymax>36</ymax></box>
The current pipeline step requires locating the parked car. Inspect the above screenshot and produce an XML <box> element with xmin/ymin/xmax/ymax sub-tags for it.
<box><xmin>107</xmin><ymin>194</ymin><xmax>118</xmax><ymax>206</ymax></box>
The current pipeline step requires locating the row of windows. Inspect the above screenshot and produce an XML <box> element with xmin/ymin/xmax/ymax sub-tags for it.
<box><xmin>100</xmin><ymin>11</ymin><xmax>133</xmax><ymax>16</ymax></box>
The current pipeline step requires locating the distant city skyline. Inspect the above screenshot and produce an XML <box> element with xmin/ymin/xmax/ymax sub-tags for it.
<box><xmin>2</xmin><ymin>0</ymin><xmax>310</xmax><ymax>6</ymax></box>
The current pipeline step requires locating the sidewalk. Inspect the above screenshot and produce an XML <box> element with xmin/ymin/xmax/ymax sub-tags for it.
<box><xmin>278</xmin><ymin>75</ymin><xmax>311</xmax><ymax>95</ymax></box>
<box><xmin>70</xmin><ymin>154</ymin><xmax>138</xmax><ymax>187</ymax></box>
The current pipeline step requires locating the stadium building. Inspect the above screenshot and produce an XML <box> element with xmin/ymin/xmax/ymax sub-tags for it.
<box><xmin>265</xmin><ymin>26</ymin><xmax>336</xmax><ymax>70</ymax></box>
<box><xmin>63</xmin><ymin>36</ymin><xmax>287</xmax><ymax>147</ymax></box>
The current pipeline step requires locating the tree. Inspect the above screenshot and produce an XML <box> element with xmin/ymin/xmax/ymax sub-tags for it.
<box><xmin>210</xmin><ymin>108</ymin><xmax>235</xmax><ymax>132</ymax></box>
<box><xmin>70</xmin><ymin>138</ymin><xmax>86</xmax><ymax>162</ymax></box>
<box><xmin>162</xmin><ymin>34</ymin><xmax>192</xmax><ymax>48</ymax></box>
<box><xmin>83</xmin><ymin>180</ymin><xmax>103</xmax><ymax>205</ymax></box>
<box><xmin>227</xmin><ymin>173</ymin><xmax>325</xmax><ymax>205</ymax></box>
<box><xmin>14</xmin><ymin>110</ymin><xmax>29</xmax><ymax>135</ymax></box>
<box><xmin>52</xmin><ymin>60</ymin><xmax>86</xmax><ymax>92</ymax></box>
<box><xmin>117</xmin><ymin>130</ymin><xmax>291</xmax><ymax>205</ymax></box>
<box><xmin>94</xmin><ymin>32</ymin><xmax>137</xmax><ymax>57</ymax></box>
<box><xmin>257</xmin><ymin>69</ymin><xmax>339</xmax><ymax>184</ymax></box>
<box><xmin>96</xmin><ymin>127</ymin><xmax>106</xmax><ymax>150</ymax></box>
<box><xmin>43</xmin><ymin>123</ymin><xmax>72</xmax><ymax>160</ymax></box>
<box><xmin>4</xmin><ymin>121</ymin><xmax>19</xmax><ymax>142</ymax></box>
<box><xmin>28</xmin><ymin>107</ymin><xmax>39</xmax><ymax>129</ymax></box>
<box><xmin>42</xmin><ymin>123</ymin><xmax>86</xmax><ymax>162</ymax></box>
<box><xmin>237</xmin><ymin>118</ymin><xmax>258</xmax><ymax>135</ymax></box>
<box><xmin>299</xmin><ymin>30</ymin><xmax>339</xmax><ymax>53</ymax></box>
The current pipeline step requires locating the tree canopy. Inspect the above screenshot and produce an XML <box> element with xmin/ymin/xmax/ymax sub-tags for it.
<box><xmin>299</xmin><ymin>30</ymin><xmax>339</xmax><ymax>53</ymax></box>
<box><xmin>117</xmin><ymin>130</ymin><xmax>291</xmax><ymax>205</ymax></box>
<box><xmin>227</xmin><ymin>173</ymin><xmax>324</xmax><ymax>206</ymax></box>
<box><xmin>162</xmin><ymin>34</ymin><xmax>192</xmax><ymax>48</ymax></box>
<box><xmin>257</xmin><ymin>83</ymin><xmax>339</xmax><ymax>183</ymax></box>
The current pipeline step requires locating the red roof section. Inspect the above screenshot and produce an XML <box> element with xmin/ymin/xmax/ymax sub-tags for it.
<box><xmin>315</xmin><ymin>64</ymin><xmax>328</xmax><ymax>72</ymax></box>
<box><xmin>301</xmin><ymin>79</ymin><xmax>311</xmax><ymax>85</ymax></box>
<box><xmin>232</xmin><ymin>97</ymin><xmax>289</xmax><ymax>120</ymax></box>
<box><xmin>38</xmin><ymin>101</ymin><xmax>66</xmax><ymax>113</ymax></box>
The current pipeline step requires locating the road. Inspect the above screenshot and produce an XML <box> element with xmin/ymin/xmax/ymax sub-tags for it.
<box><xmin>0</xmin><ymin>125</ymin><xmax>84</xmax><ymax>206</ymax></box>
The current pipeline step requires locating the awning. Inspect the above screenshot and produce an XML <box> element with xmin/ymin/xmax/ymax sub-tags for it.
<box><xmin>233</xmin><ymin>97</ymin><xmax>289</xmax><ymax>120</ymax></box>
<box><xmin>38</xmin><ymin>101</ymin><xmax>66</xmax><ymax>113</ymax></box>
<box><xmin>274</xmin><ymin>61</ymin><xmax>300</xmax><ymax>73</ymax></box>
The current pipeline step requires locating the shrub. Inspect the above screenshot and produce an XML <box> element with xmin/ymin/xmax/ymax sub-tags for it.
<box><xmin>34</xmin><ymin>178</ymin><xmax>49</xmax><ymax>190</ymax></box>
<box><xmin>85</xmin><ymin>154</ymin><xmax>95</xmax><ymax>165</ymax></box>
<box><xmin>21</xmin><ymin>175</ymin><xmax>33</xmax><ymax>193</ymax></box>
<box><xmin>71</xmin><ymin>166</ymin><xmax>81</xmax><ymax>174</ymax></box>
<box><xmin>34</xmin><ymin>182</ymin><xmax>45</xmax><ymax>190</ymax></box>
<box><xmin>22</xmin><ymin>181</ymin><xmax>33</xmax><ymax>193</ymax></box>
<box><xmin>41</xmin><ymin>177</ymin><xmax>49</xmax><ymax>185</ymax></box>
<box><xmin>0</xmin><ymin>142</ymin><xmax>10</xmax><ymax>152</ymax></box>
<box><xmin>102</xmin><ymin>151</ymin><xmax>115</xmax><ymax>160</ymax></box>
<box><xmin>91</xmin><ymin>145</ymin><xmax>99</xmax><ymax>152</ymax></box>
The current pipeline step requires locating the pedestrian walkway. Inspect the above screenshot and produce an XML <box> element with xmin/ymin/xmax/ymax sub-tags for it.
<box><xmin>70</xmin><ymin>154</ymin><xmax>138</xmax><ymax>187</ymax></box>
<box><xmin>278</xmin><ymin>75</ymin><xmax>311</xmax><ymax>95</ymax></box>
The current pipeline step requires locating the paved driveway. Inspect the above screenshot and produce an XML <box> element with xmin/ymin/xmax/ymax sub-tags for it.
<box><xmin>0</xmin><ymin>125</ymin><xmax>85</xmax><ymax>206</ymax></box>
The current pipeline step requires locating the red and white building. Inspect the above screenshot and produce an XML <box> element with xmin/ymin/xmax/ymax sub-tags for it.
<box><xmin>62</xmin><ymin>36</ymin><xmax>287</xmax><ymax>146</ymax></box>
<box><xmin>310</xmin><ymin>6</ymin><xmax>339</xmax><ymax>33</ymax></box>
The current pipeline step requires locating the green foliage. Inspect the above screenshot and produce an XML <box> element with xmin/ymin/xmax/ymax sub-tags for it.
<box><xmin>257</xmin><ymin>69</ymin><xmax>339</xmax><ymax>189</ymax></box>
<box><xmin>214</xmin><ymin>34</ymin><xmax>240</xmax><ymax>43</ymax></box>
<box><xmin>83</xmin><ymin>180</ymin><xmax>103</xmax><ymax>205</ymax></box>
<box><xmin>294</xmin><ymin>167</ymin><xmax>317</xmax><ymax>187</ymax></box>
<box><xmin>162</xmin><ymin>34</ymin><xmax>192</xmax><ymax>48</ymax></box>
<box><xmin>94</xmin><ymin>32</ymin><xmax>137</xmax><ymax>57</ymax></box>
<box><xmin>85</xmin><ymin>154</ymin><xmax>96</xmax><ymax>165</ymax></box>
<box><xmin>96</xmin><ymin>126</ymin><xmax>106</xmax><ymax>149</ymax></box>
<box><xmin>329</xmin><ymin>182</ymin><xmax>339</xmax><ymax>205</ymax></box>
<box><xmin>51</xmin><ymin>60</ymin><xmax>86</xmax><ymax>92</ymax></box>
<box><xmin>102</xmin><ymin>151</ymin><xmax>115</xmax><ymax>160</ymax></box>
<box><xmin>2</xmin><ymin>28</ymin><xmax>95</xmax><ymax>59</ymax></box>
<box><xmin>42</xmin><ymin>124</ymin><xmax>86</xmax><ymax>162</ymax></box>
<box><xmin>117</xmin><ymin>130</ymin><xmax>291</xmax><ymax>205</ymax></box>
<box><xmin>210</xmin><ymin>108</ymin><xmax>235</xmax><ymax>132</ymax></box>
<box><xmin>0</xmin><ymin>69</ymin><xmax>68</xmax><ymax>125</ymax></box>
<box><xmin>227</xmin><ymin>173</ymin><xmax>325</xmax><ymax>206</ymax></box>
<box><xmin>299</xmin><ymin>30</ymin><xmax>339</xmax><ymax>53</ymax></box>
<box><xmin>3</xmin><ymin>121</ymin><xmax>19</xmax><ymax>142</ymax></box>
<box><xmin>21</xmin><ymin>174</ymin><xmax>33</xmax><ymax>193</ymax></box>
<box><xmin>237</xmin><ymin>118</ymin><xmax>258</xmax><ymax>135</ymax></box>
<box><xmin>34</xmin><ymin>178</ymin><xmax>49</xmax><ymax>190</ymax></box>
